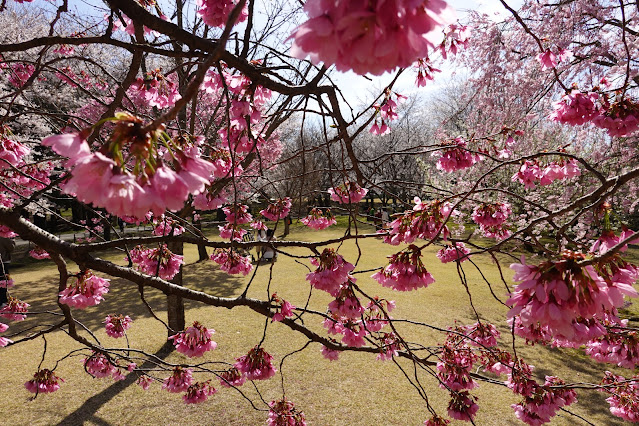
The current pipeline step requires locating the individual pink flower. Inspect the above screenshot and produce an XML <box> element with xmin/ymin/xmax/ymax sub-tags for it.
<box><xmin>536</xmin><ymin>49</ymin><xmax>557</xmax><ymax>70</ymax></box>
<box><xmin>328</xmin><ymin>182</ymin><xmax>368</xmax><ymax>204</ymax></box>
<box><xmin>289</xmin><ymin>0</ymin><xmax>453</xmax><ymax>76</ymax></box>
<box><xmin>0</xmin><ymin>322</ymin><xmax>11</xmax><ymax>347</ymax></box>
<box><xmin>196</xmin><ymin>0</ymin><xmax>248</xmax><ymax>28</ymax></box>
<box><xmin>58</xmin><ymin>270</ymin><xmax>110</xmax><ymax>309</ymax></box>
<box><xmin>271</xmin><ymin>293</ymin><xmax>295</xmax><ymax>322</ymax></box>
<box><xmin>436</xmin><ymin>242</ymin><xmax>471</xmax><ymax>263</ymax></box>
<box><xmin>104</xmin><ymin>314</ymin><xmax>132</xmax><ymax>338</ymax></box>
<box><xmin>414</xmin><ymin>57</ymin><xmax>441</xmax><ymax>87</ymax></box>
<box><xmin>372</xmin><ymin>245</ymin><xmax>435</xmax><ymax>291</ymax></box>
<box><xmin>512</xmin><ymin>160</ymin><xmax>541</xmax><ymax>189</ymax></box>
<box><xmin>301</xmin><ymin>208</ymin><xmax>336</xmax><ymax>230</ymax></box>
<box><xmin>24</xmin><ymin>369</ymin><xmax>64</xmax><ymax>394</ymax></box>
<box><xmin>306</xmin><ymin>248</ymin><xmax>354</xmax><ymax>296</ymax></box>
<box><xmin>0</xmin><ymin>296</ymin><xmax>29</xmax><ymax>321</ymax></box>
<box><xmin>183</xmin><ymin>381</ymin><xmax>217</xmax><ymax>404</ymax></box>
<box><xmin>163</xmin><ymin>366</ymin><xmax>193</xmax><ymax>393</ymax></box>
<box><xmin>268</xmin><ymin>398</ymin><xmax>307</xmax><ymax>426</ymax></box>
<box><xmin>218</xmin><ymin>367</ymin><xmax>246</xmax><ymax>388</ymax></box>
<box><xmin>169</xmin><ymin>321</ymin><xmax>217</xmax><ymax>358</ymax></box>
<box><xmin>210</xmin><ymin>249</ymin><xmax>253</xmax><ymax>275</ymax></box>
<box><xmin>260</xmin><ymin>197</ymin><xmax>292</xmax><ymax>221</ymax></box>
<box><xmin>41</xmin><ymin>132</ymin><xmax>91</xmax><ymax>166</ymax></box>
<box><xmin>193</xmin><ymin>192</ymin><xmax>226</xmax><ymax>211</ymax></box>
<box><xmin>234</xmin><ymin>346</ymin><xmax>277</xmax><ymax>381</ymax></box>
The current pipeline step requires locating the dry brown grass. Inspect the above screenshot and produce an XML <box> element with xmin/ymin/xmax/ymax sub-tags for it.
<box><xmin>0</xmin><ymin>224</ymin><xmax>630</xmax><ymax>425</ymax></box>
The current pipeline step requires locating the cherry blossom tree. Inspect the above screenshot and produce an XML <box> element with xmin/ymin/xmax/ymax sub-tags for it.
<box><xmin>1</xmin><ymin>0</ymin><xmax>639</xmax><ymax>424</ymax></box>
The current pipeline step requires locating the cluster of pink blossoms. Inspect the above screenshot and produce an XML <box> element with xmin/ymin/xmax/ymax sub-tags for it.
<box><xmin>290</xmin><ymin>0</ymin><xmax>453</xmax><ymax>75</ymax></box>
<box><xmin>152</xmin><ymin>217</ymin><xmax>185</xmax><ymax>237</ymax></box>
<box><xmin>584</xmin><ymin>316</ymin><xmax>639</xmax><ymax>368</ymax></box>
<box><xmin>327</xmin><ymin>283</ymin><xmax>365</xmax><ymax>320</ymax></box>
<box><xmin>163</xmin><ymin>366</ymin><xmax>193</xmax><ymax>393</ymax></box>
<box><xmin>42</xmin><ymin>118</ymin><xmax>217</xmax><ymax>218</ymax></box>
<box><xmin>196</xmin><ymin>0</ymin><xmax>247</xmax><ymax>27</ymax></box>
<box><xmin>271</xmin><ymin>293</ymin><xmax>295</xmax><ymax>322</ymax></box>
<box><xmin>328</xmin><ymin>182</ymin><xmax>368</xmax><ymax>204</ymax></box>
<box><xmin>0</xmin><ymin>296</ymin><xmax>29</xmax><ymax>321</ymax></box>
<box><xmin>104</xmin><ymin>314</ymin><xmax>132</xmax><ymax>338</ymax></box>
<box><xmin>436</xmin><ymin>242</ymin><xmax>470</xmax><ymax>263</ymax></box>
<box><xmin>323</xmin><ymin>315</ymin><xmax>368</xmax><ymax>347</ymax></box>
<box><xmin>300</xmin><ymin>208</ymin><xmax>336</xmax><ymax>230</ymax></box>
<box><xmin>169</xmin><ymin>321</ymin><xmax>217</xmax><ymax>358</ymax></box>
<box><xmin>551</xmin><ymin>88</ymin><xmax>639</xmax><ymax>137</ymax></box>
<box><xmin>28</xmin><ymin>246</ymin><xmax>50</xmax><ymax>260</ymax></box>
<box><xmin>129</xmin><ymin>69</ymin><xmax>181</xmax><ymax>109</ymax></box>
<box><xmin>306</xmin><ymin>248</ymin><xmax>354</xmax><ymax>296</ymax></box>
<box><xmin>129</xmin><ymin>244</ymin><xmax>184</xmax><ymax>280</ymax></box>
<box><xmin>372</xmin><ymin>245</ymin><xmax>435</xmax><ymax>291</ymax></box>
<box><xmin>234</xmin><ymin>346</ymin><xmax>277</xmax><ymax>381</ymax></box>
<box><xmin>447</xmin><ymin>391</ymin><xmax>479</xmax><ymax>422</ymax></box>
<box><xmin>370</xmin><ymin>90</ymin><xmax>405</xmax><ymax>135</ymax></box>
<box><xmin>437</xmin><ymin>344</ymin><xmax>478</xmax><ymax>392</ymax></box>
<box><xmin>58</xmin><ymin>270</ymin><xmax>110</xmax><ymax>309</ymax></box>
<box><xmin>0</xmin><ymin>129</ymin><xmax>29</xmax><ymax>169</ymax></box>
<box><xmin>84</xmin><ymin>352</ymin><xmax>126</xmax><ymax>381</ymax></box>
<box><xmin>218</xmin><ymin>367</ymin><xmax>246</xmax><ymax>388</ymax></box>
<box><xmin>601</xmin><ymin>372</ymin><xmax>639</xmax><ymax>422</ymax></box>
<box><xmin>591</xmin><ymin>227</ymin><xmax>637</xmax><ymax>255</ymax></box>
<box><xmin>471</xmin><ymin>202</ymin><xmax>512</xmax><ymax>240</ymax></box>
<box><xmin>6</xmin><ymin>62</ymin><xmax>35</xmax><ymax>87</ymax></box>
<box><xmin>183</xmin><ymin>381</ymin><xmax>217</xmax><ymax>404</ymax></box>
<box><xmin>511</xmin><ymin>158</ymin><xmax>581</xmax><ymax>189</ymax></box>
<box><xmin>423</xmin><ymin>414</ymin><xmax>450</xmax><ymax>426</ymax></box>
<box><xmin>24</xmin><ymin>369</ymin><xmax>64</xmax><ymax>394</ymax></box>
<box><xmin>435</xmin><ymin>138</ymin><xmax>482</xmax><ymax>172</ymax></box>
<box><xmin>507</xmin><ymin>252</ymin><xmax>638</xmax><ymax>342</ymax></box>
<box><xmin>414</xmin><ymin>57</ymin><xmax>441</xmax><ymax>87</ymax></box>
<box><xmin>267</xmin><ymin>398</ymin><xmax>307</xmax><ymax>426</ymax></box>
<box><xmin>511</xmin><ymin>376</ymin><xmax>577</xmax><ymax>425</ymax></box>
<box><xmin>383</xmin><ymin>198</ymin><xmax>456</xmax><ymax>245</ymax></box>
<box><xmin>536</xmin><ymin>47</ymin><xmax>571</xmax><ymax>71</ymax></box>
<box><xmin>210</xmin><ymin>249</ymin><xmax>253</xmax><ymax>275</ymax></box>
<box><xmin>260</xmin><ymin>197</ymin><xmax>292</xmax><ymax>221</ymax></box>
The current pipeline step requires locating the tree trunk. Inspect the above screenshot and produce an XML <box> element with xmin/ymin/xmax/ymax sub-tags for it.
<box><xmin>166</xmin><ymin>241</ymin><xmax>185</xmax><ymax>334</ymax></box>
<box><xmin>194</xmin><ymin>221</ymin><xmax>208</xmax><ymax>261</ymax></box>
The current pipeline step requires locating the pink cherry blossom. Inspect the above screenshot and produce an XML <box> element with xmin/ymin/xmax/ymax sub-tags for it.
<box><xmin>290</xmin><ymin>0</ymin><xmax>453</xmax><ymax>76</ymax></box>
<box><xmin>549</xmin><ymin>90</ymin><xmax>600</xmax><ymax>126</ymax></box>
<box><xmin>129</xmin><ymin>244</ymin><xmax>184</xmax><ymax>280</ymax></box>
<box><xmin>320</xmin><ymin>345</ymin><xmax>340</xmax><ymax>361</ymax></box>
<box><xmin>0</xmin><ymin>132</ymin><xmax>30</xmax><ymax>169</ymax></box>
<box><xmin>130</xmin><ymin>69</ymin><xmax>181</xmax><ymax>109</ymax></box>
<box><xmin>383</xmin><ymin>198</ymin><xmax>455</xmax><ymax>245</ymax></box>
<box><xmin>182</xmin><ymin>381</ymin><xmax>217</xmax><ymax>404</ymax></box>
<box><xmin>306</xmin><ymin>248</ymin><xmax>354</xmax><ymax>296</ymax></box>
<box><xmin>210</xmin><ymin>249</ymin><xmax>253</xmax><ymax>275</ymax></box>
<box><xmin>41</xmin><ymin>132</ymin><xmax>91</xmax><ymax>166</ymax></box>
<box><xmin>536</xmin><ymin>49</ymin><xmax>557</xmax><ymax>70</ymax></box>
<box><xmin>83</xmin><ymin>352</ymin><xmax>123</xmax><ymax>380</ymax></box>
<box><xmin>260</xmin><ymin>197</ymin><xmax>292</xmax><ymax>221</ymax></box>
<box><xmin>29</xmin><ymin>247</ymin><xmax>50</xmax><ymax>260</ymax></box>
<box><xmin>268</xmin><ymin>398</ymin><xmax>307</xmax><ymax>426</ymax></box>
<box><xmin>447</xmin><ymin>391</ymin><xmax>479</xmax><ymax>421</ymax></box>
<box><xmin>163</xmin><ymin>366</ymin><xmax>193</xmax><ymax>392</ymax></box>
<box><xmin>218</xmin><ymin>367</ymin><xmax>246</xmax><ymax>388</ymax></box>
<box><xmin>601</xmin><ymin>371</ymin><xmax>639</xmax><ymax>422</ymax></box>
<box><xmin>169</xmin><ymin>321</ymin><xmax>217</xmax><ymax>358</ymax></box>
<box><xmin>328</xmin><ymin>283</ymin><xmax>364</xmax><ymax>320</ymax></box>
<box><xmin>328</xmin><ymin>182</ymin><xmax>368</xmax><ymax>204</ymax></box>
<box><xmin>0</xmin><ymin>296</ymin><xmax>29</xmax><ymax>321</ymax></box>
<box><xmin>271</xmin><ymin>293</ymin><xmax>295</xmax><ymax>322</ymax></box>
<box><xmin>437</xmin><ymin>242</ymin><xmax>471</xmax><ymax>263</ymax></box>
<box><xmin>58</xmin><ymin>270</ymin><xmax>110</xmax><ymax>309</ymax></box>
<box><xmin>196</xmin><ymin>0</ymin><xmax>248</xmax><ymax>28</ymax></box>
<box><xmin>435</xmin><ymin>137</ymin><xmax>481</xmax><ymax>172</ymax></box>
<box><xmin>137</xmin><ymin>376</ymin><xmax>152</xmax><ymax>390</ymax></box>
<box><xmin>24</xmin><ymin>369</ymin><xmax>64</xmax><ymax>394</ymax></box>
<box><xmin>234</xmin><ymin>346</ymin><xmax>277</xmax><ymax>381</ymax></box>
<box><xmin>372</xmin><ymin>245</ymin><xmax>435</xmax><ymax>291</ymax></box>
<box><xmin>104</xmin><ymin>314</ymin><xmax>132</xmax><ymax>338</ymax></box>
<box><xmin>301</xmin><ymin>208</ymin><xmax>336</xmax><ymax>230</ymax></box>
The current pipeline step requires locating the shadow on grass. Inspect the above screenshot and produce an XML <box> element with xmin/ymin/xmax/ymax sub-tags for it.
<box><xmin>57</xmin><ymin>341</ymin><xmax>175</xmax><ymax>426</ymax></box>
<box><xmin>8</xmin><ymin>259</ymin><xmax>246</xmax><ymax>334</ymax></box>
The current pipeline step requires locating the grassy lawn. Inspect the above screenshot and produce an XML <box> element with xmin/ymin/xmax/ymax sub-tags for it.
<box><xmin>0</xmin><ymin>223</ymin><xmax>630</xmax><ymax>425</ymax></box>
